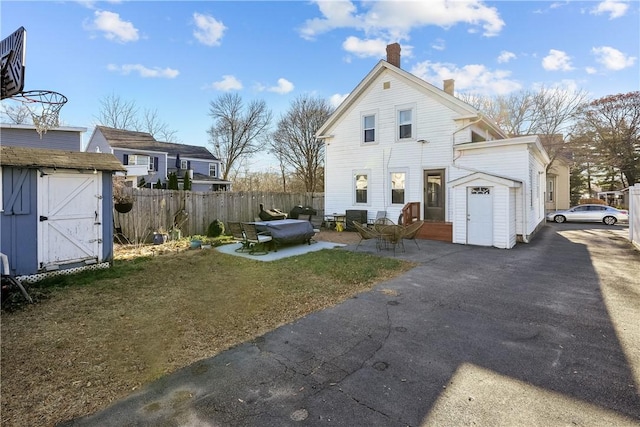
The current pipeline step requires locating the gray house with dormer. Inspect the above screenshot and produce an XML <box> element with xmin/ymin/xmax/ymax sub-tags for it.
<box><xmin>86</xmin><ymin>126</ymin><xmax>231</xmax><ymax>192</ymax></box>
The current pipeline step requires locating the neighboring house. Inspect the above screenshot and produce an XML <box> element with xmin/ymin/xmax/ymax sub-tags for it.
<box><xmin>0</xmin><ymin>144</ymin><xmax>125</xmax><ymax>280</ymax></box>
<box><xmin>317</xmin><ymin>43</ymin><xmax>549</xmax><ymax>248</ymax></box>
<box><xmin>0</xmin><ymin>123</ymin><xmax>87</xmax><ymax>151</ymax></box>
<box><xmin>85</xmin><ymin>126</ymin><xmax>231</xmax><ymax>192</ymax></box>
<box><xmin>546</xmin><ymin>155</ymin><xmax>571</xmax><ymax>212</ymax></box>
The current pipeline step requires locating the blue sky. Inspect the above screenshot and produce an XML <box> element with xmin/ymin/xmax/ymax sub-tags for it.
<box><xmin>1</xmin><ymin>0</ymin><xmax>638</xmax><ymax>170</ymax></box>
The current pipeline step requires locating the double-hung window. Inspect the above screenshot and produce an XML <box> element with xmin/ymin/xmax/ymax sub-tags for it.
<box><xmin>363</xmin><ymin>113</ymin><xmax>376</xmax><ymax>143</ymax></box>
<box><xmin>354</xmin><ymin>173</ymin><xmax>369</xmax><ymax>204</ymax></box>
<box><xmin>397</xmin><ymin>106</ymin><xmax>414</xmax><ymax>140</ymax></box>
<box><xmin>209</xmin><ymin>163</ymin><xmax>217</xmax><ymax>177</ymax></box>
<box><xmin>390</xmin><ymin>172</ymin><xmax>406</xmax><ymax>204</ymax></box>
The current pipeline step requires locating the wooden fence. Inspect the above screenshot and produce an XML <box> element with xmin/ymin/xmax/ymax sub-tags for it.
<box><xmin>114</xmin><ymin>188</ymin><xmax>325</xmax><ymax>243</ymax></box>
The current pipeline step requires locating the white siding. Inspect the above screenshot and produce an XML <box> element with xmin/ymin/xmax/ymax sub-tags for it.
<box><xmin>325</xmin><ymin>69</ymin><xmax>461</xmax><ymax>221</ymax></box>
<box><xmin>85</xmin><ymin>129</ymin><xmax>113</xmax><ymax>154</ymax></box>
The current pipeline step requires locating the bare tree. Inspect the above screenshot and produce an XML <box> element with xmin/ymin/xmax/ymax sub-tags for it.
<box><xmin>95</xmin><ymin>94</ymin><xmax>179</xmax><ymax>141</ymax></box>
<box><xmin>270</xmin><ymin>95</ymin><xmax>332</xmax><ymax>192</ymax></box>
<box><xmin>95</xmin><ymin>93</ymin><xmax>139</xmax><ymax>129</ymax></box>
<box><xmin>466</xmin><ymin>87</ymin><xmax>589</xmax><ymax>171</ymax></box>
<box><xmin>1</xmin><ymin>102</ymin><xmax>32</xmax><ymax>124</ymax></box>
<box><xmin>207</xmin><ymin>93</ymin><xmax>272</xmax><ymax>181</ymax></box>
<box><xmin>138</xmin><ymin>108</ymin><xmax>179</xmax><ymax>142</ymax></box>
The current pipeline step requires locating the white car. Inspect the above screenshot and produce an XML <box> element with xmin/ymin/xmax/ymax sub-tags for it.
<box><xmin>546</xmin><ymin>204</ymin><xmax>629</xmax><ymax>225</ymax></box>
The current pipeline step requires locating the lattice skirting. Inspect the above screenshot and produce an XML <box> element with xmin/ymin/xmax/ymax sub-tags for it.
<box><xmin>16</xmin><ymin>262</ymin><xmax>111</xmax><ymax>283</ymax></box>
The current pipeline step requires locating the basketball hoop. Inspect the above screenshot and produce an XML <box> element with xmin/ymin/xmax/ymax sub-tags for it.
<box><xmin>12</xmin><ymin>90</ymin><xmax>68</xmax><ymax>138</ymax></box>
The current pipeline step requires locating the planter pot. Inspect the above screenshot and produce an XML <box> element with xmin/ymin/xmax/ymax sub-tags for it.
<box><xmin>114</xmin><ymin>202</ymin><xmax>133</xmax><ymax>213</ymax></box>
<box><xmin>153</xmin><ymin>233</ymin><xmax>168</xmax><ymax>245</ymax></box>
<box><xmin>190</xmin><ymin>240</ymin><xmax>202</xmax><ymax>249</ymax></box>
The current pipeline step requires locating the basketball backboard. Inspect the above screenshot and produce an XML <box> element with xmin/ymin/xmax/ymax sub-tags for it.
<box><xmin>1</xmin><ymin>27</ymin><xmax>27</xmax><ymax>100</ymax></box>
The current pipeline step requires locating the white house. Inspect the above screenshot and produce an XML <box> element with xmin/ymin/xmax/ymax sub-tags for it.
<box><xmin>317</xmin><ymin>43</ymin><xmax>549</xmax><ymax>248</ymax></box>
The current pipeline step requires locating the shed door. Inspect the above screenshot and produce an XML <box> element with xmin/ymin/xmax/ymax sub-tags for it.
<box><xmin>467</xmin><ymin>186</ymin><xmax>493</xmax><ymax>246</ymax></box>
<box><xmin>38</xmin><ymin>172</ymin><xmax>103</xmax><ymax>270</ymax></box>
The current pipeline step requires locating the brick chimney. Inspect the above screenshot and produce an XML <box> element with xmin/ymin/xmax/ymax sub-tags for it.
<box><xmin>386</xmin><ymin>43</ymin><xmax>401</xmax><ymax>68</ymax></box>
<box><xmin>443</xmin><ymin>79</ymin><xmax>455</xmax><ymax>95</ymax></box>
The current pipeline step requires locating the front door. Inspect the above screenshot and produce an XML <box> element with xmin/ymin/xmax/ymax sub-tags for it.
<box><xmin>38</xmin><ymin>172</ymin><xmax>103</xmax><ymax>270</ymax></box>
<box><xmin>424</xmin><ymin>169</ymin><xmax>445</xmax><ymax>221</ymax></box>
<box><xmin>467</xmin><ymin>186</ymin><xmax>493</xmax><ymax>246</ymax></box>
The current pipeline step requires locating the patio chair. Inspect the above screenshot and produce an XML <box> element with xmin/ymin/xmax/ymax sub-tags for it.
<box><xmin>402</xmin><ymin>220</ymin><xmax>424</xmax><ymax>249</ymax></box>
<box><xmin>369</xmin><ymin>210</ymin><xmax>387</xmax><ymax>225</ymax></box>
<box><xmin>373</xmin><ymin>217</ymin><xmax>395</xmax><ymax>233</ymax></box>
<box><xmin>377</xmin><ymin>224</ymin><xmax>405</xmax><ymax>255</ymax></box>
<box><xmin>352</xmin><ymin>221</ymin><xmax>381</xmax><ymax>251</ymax></box>
<box><xmin>227</xmin><ymin>221</ymin><xmax>250</xmax><ymax>252</ymax></box>
<box><xmin>241</xmin><ymin>222</ymin><xmax>273</xmax><ymax>255</ymax></box>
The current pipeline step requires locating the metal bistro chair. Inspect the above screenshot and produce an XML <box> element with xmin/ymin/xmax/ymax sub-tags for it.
<box><xmin>227</xmin><ymin>221</ymin><xmax>250</xmax><ymax>253</ymax></box>
<box><xmin>241</xmin><ymin>222</ymin><xmax>273</xmax><ymax>255</ymax></box>
<box><xmin>352</xmin><ymin>221</ymin><xmax>381</xmax><ymax>251</ymax></box>
<box><xmin>402</xmin><ymin>220</ymin><xmax>424</xmax><ymax>249</ymax></box>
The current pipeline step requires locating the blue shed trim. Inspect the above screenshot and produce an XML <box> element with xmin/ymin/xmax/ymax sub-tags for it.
<box><xmin>101</xmin><ymin>172</ymin><xmax>115</xmax><ymax>263</ymax></box>
<box><xmin>1</xmin><ymin>167</ymin><xmax>38</xmax><ymax>276</ymax></box>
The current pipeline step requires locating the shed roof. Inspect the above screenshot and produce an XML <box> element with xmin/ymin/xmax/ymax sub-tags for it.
<box><xmin>0</xmin><ymin>145</ymin><xmax>126</xmax><ymax>172</ymax></box>
<box><xmin>96</xmin><ymin>126</ymin><xmax>218</xmax><ymax>160</ymax></box>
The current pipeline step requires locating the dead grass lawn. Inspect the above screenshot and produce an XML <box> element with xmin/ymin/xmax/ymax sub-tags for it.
<box><xmin>1</xmin><ymin>231</ymin><xmax>412</xmax><ymax>426</ymax></box>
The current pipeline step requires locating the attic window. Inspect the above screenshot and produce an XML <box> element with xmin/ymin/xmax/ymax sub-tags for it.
<box><xmin>383</xmin><ymin>82</ymin><xmax>391</xmax><ymax>89</ymax></box>
<box><xmin>471</xmin><ymin>131</ymin><xmax>486</xmax><ymax>142</ymax></box>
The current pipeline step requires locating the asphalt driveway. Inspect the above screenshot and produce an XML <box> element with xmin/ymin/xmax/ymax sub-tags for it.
<box><xmin>61</xmin><ymin>223</ymin><xmax>640</xmax><ymax>426</ymax></box>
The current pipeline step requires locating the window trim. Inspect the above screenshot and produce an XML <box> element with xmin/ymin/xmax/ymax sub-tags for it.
<box><xmin>389</xmin><ymin>169</ymin><xmax>408</xmax><ymax>205</ymax></box>
<box><xmin>396</xmin><ymin>103</ymin><xmax>416</xmax><ymax>141</ymax></box>
<box><xmin>353</xmin><ymin>170</ymin><xmax>371</xmax><ymax>206</ymax></box>
<box><xmin>361</xmin><ymin>111</ymin><xmax>378</xmax><ymax>144</ymax></box>
<box><xmin>209</xmin><ymin>163</ymin><xmax>217</xmax><ymax>177</ymax></box>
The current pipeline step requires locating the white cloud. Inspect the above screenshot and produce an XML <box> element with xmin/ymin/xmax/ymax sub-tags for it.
<box><xmin>329</xmin><ymin>93</ymin><xmax>349</xmax><ymax>109</ymax></box>
<box><xmin>542</xmin><ymin>49</ymin><xmax>574</xmax><ymax>71</ymax></box>
<box><xmin>591</xmin><ymin>0</ymin><xmax>628</xmax><ymax>19</ymax></box>
<box><xmin>585</xmin><ymin>66</ymin><xmax>598</xmax><ymax>74</ymax></box>
<box><xmin>431</xmin><ymin>38</ymin><xmax>446</xmax><ymax>51</ymax></box>
<box><xmin>193</xmin><ymin>12</ymin><xmax>226</xmax><ymax>46</ymax></box>
<box><xmin>300</xmin><ymin>0</ymin><xmax>505</xmax><ymax>43</ymax></box>
<box><xmin>76</xmin><ymin>0</ymin><xmax>122</xmax><ymax>9</ymax></box>
<box><xmin>206</xmin><ymin>75</ymin><xmax>243</xmax><ymax>91</ymax></box>
<box><xmin>107</xmin><ymin>64</ymin><xmax>179</xmax><ymax>78</ymax></box>
<box><xmin>497</xmin><ymin>50</ymin><xmax>516</xmax><ymax>63</ymax></box>
<box><xmin>258</xmin><ymin>78</ymin><xmax>294</xmax><ymax>94</ymax></box>
<box><xmin>410</xmin><ymin>61</ymin><xmax>521</xmax><ymax>95</ymax></box>
<box><xmin>341</xmin><ymin>37</ymin><xmax>414</xmax><ymax>61</ymax></box>
<box><xmin>592</xmin><ymin>46</ymin><xmax>636</xmax><ymax>70</ymax></box>
<box><xmin>86</xmin><ymin>10</ymin><xmax>139</xmax><ymax>43</ymax></box>
<box><xmin>342</xmin><ymin>37</ymin><xmax>389</xmax><ymax>58</ymax></box>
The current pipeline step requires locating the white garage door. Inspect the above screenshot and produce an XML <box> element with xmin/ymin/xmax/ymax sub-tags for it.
<box><xmin>38</xmin><ymin>172</ymin><xmax>103</xmax><ymax>270</ymax></box>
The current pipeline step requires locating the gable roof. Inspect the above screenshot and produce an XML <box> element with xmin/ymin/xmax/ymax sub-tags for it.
<box><xmin>0</xmin><ymin>145</ymin><xmax>126</xmax><ymax>172</ymax></box>
<box><xmin>316</xmin><ymin>60</ymin><xmax>506</xmax><ymax>139</ymax></box>
<box><xmin>448</xmin><ymin>171</ymin><xmax>522</xmax><ymax>188</ymax></box>
<box><xmin>95</xmin><ymin>126</ymin><xmax>219</xmax><ymax>161</ymax></box>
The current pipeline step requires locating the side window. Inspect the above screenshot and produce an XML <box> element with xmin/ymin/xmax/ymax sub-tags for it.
<box><xmin>354</xmin><ymin>173</ymin><xmax>368</xmax><ymax>204</ymax></box>
<box><xmin>209</xmin><ymin>163</ymin><xmax>216</xmax><ymax>177</ymax></box>
<box><xmin>391</xmin><ymin>172</ymin><xmax>405</xmax><ymax>204</ymax></box>
<box><xmin>363</xmin><ymin>113</ymin><xmax>376</xmax><ymax>143</ymax></box>
<box><xmin>398</xmin><ymin>108</ymin><xmax>413</xmax><ymax>140</ymax></box>
<box><xmin>180</xmin><ymin>159</ymin><xmax>188</xmax><ymax>169</ymax></box>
